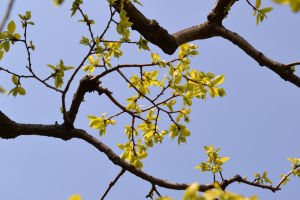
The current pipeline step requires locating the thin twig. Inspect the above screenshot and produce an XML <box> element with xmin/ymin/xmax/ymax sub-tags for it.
<box><xmin>100</xmin><ymin>168</ymin><xmax>126</xmax><ymax>200</ymax></box>
<box><xmin>146</xmin><ymin>184</ymin><xmax>162</xmax><ymax>199</ymax></box>
<box><xmin>101</xmin><ymin>87</ymin><xmax>147</xmax><ymax>122</ymax></box>
<box><xmin>0</xmin><ymin>67</ymin><xmax>33</xmax><ymax>78</ymax></box>
<box><xmin>220</xmin><ymin>172</ymin><xmax>224</xmax><ymax>181</ymax></box>
<box><xmin>117</xmin><ymin>69</ymin><xmax>180</xmax><ymax>128</ymax></box>
<box><xmin>245</xmin><ymin>0</ymin><xmax>258</xmax><ymax>11</ymax></box>
<box><xmin>21</xmin><ymin>23</ymin><xmax>63</xmax><ymax>92</ymax></box>
<box><xmin>274</xmin><ymin>164</ymin><xmax>300</xmax><ymax>190</ymax></box>
<box><xmin>285</xmin><ymin>62</ymin><xmax>300</xmax><ymax>67</ymax></box>
<box><xmin>76</xmin><ymin>4</ymin><xmax>95</xmax><ymax>41</ymax></box>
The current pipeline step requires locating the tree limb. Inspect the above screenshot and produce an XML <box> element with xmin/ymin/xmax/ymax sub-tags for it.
<box><xmin>0</xmin><ymin>110</ymin><xmax>288</xmax><ymax>193</ymax></box>
<box><xmin>110</xmin><ymin>0</ymin><xmax>300</xmax><ymax>87</ymax></box>
<box><xmin>100</xmin><ymin>168</ymin><xmax>126</xmax><ymax>200</ymax></box>
<box><xmin>213</xmin><ymin>25</ymin><xmax>300</xmax><ymax>87</ymax></box>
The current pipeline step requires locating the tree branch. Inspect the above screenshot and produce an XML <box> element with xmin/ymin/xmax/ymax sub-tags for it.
<box><xmin>100</xmin><ymin>168</ymin><xmax>126</xmax><ymax>200</ymax></box>
<box><xmin>67</xmin><ymin>76</ymin><xmax>102</xmax><ymax>124</ymax></box>
<box><xmin>0</xmin><ymin>0</ymin><xmax>15</xmax><ymax>32</ymax></box>
<box><xmin>213</xmin><ymin>25</ymin><xmax>300</xmax><ymax>87</ymax></box>
<box><xmin>112</xmin><ymin>1</ymin><xmax>178</xmax><ymax>54</ymax></box>
<box><xmin>110</xmin><ymin>0</ymin><xmax>300</xmax><ymax>88</ymax></box>
<box><xmin>0</xmin><ymin>110</ymin><xmax>288</xmax><ymax>193</ymax></box>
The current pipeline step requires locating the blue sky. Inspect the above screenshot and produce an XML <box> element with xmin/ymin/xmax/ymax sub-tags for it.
<box><xmin>0</xmin><ymin>0</ymin><xmax>299</xmax><ymax>200</ymax></box>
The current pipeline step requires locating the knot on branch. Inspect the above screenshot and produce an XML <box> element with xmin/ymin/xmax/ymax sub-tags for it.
<box><xmin>132</xmin><ymin>18</ymin><xmax>178</xmax><ymax>55</ymax></box>
<box><xmin>80</xmin><ymin>75</ymin><xmax>101</xmax><ymax>93</ymax></box>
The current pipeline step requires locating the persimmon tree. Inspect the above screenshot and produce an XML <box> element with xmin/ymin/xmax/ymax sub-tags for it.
<box><xmin>0</xmin><ymin>0</ymin><xmax>299</xmax><ymax>199</ymax></box>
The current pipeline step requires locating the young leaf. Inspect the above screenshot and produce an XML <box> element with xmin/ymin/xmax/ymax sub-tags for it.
<box><xmin>7</xmin><ymin>21</ymin><xmax>16</xmax><ymax>34</ymax></box>
<box><xmin>0</xmin><ymin>51</ymin><xmax>3</xmax><ymax>60</ymax></box>
<box><xmin>17</xmin><ymin>87</ymin><xmax>26</xmax><ymax>95</ymax></box>
<box><xmin>256</xmin><ymin>0</ymin><xmax>262</xmax><ymax>9</ymax></box>
<box><xmin>12</xmin><ymin>75</ymin><xmax>18</xmax><ymax>85</ymax></box>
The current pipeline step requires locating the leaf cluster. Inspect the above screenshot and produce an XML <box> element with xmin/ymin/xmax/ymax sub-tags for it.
<box><xmin>47</xmin><ymin>59</ymin><xmax>74</xmax><ymax>88</ymax></box>
<box><xmin>0</xmin><ymin>20</ymin><xmax>21</xmax><ymax>60</ymax></box>
<box><xmin>253</xmin><ymin>0</ymin><xmax>273</xmax><ymax>25</ymax></box>
<box><xmin>253</xmin><ymin>170</ymin><xmax>273</xmax><ymax>185</ymax></box>
<box><xmin>87</xmin><ymin>113</ymin><xmax>116</xmax><ymax>136</ymax></box>
<box><xmin>8</xmin><ymin>75</ymin><xmax>26</xmax><ymax>97</ymax></box>
<box><xmin>194</xmin><ymin>145</ymin><xmax>230</xmax><ymax>174</ymax></box>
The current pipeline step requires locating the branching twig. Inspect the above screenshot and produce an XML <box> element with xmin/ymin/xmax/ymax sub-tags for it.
<box><xmin>274</xmin><ymin>164</ymin><xmax>300</xmax><ymax>190</ymax></box>
<box><xmin>245</xmin><ymin>0</ymin><xmax>258</xmax><ymax>11</ymax></box>
<box><xmin>20</xmin><ymin>23</ymin><xmax>63</xmax><ymax>93</ymax></box>
<box><xmin>100</xmin><ymin>87</ymin><xmax>147</xmax><ymax>122</ymax></box>
<box><xmin>285</xmin><ymin>62</ymin><xmax>300</xmax><ymax>67</ymax></box>
<box><xmin>146</xmin><ymin>184</ymin><xmax>162</xmax><ymax>199</ymax></box>
<box><xmin>76</xmin><ymin>4</ymin><xmax>95</xmax><ymax>41</ymax></box>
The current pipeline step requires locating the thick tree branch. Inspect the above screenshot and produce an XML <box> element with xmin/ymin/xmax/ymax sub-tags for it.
<box><xmin>207</xmin><ymin>0</ymin><xmax>238</xmax><ymax>24</ymax></box>
<box><xmin>67</xmin><ymin>76</ymin><xmax>101</xmax><ymax>124</ymax></box>
<box><xmin>172</xmin><ymin>22</ymin><xmax>216</xmax><ymax>46</ymax></box>
<box><xmin>213</xmin><ymin>26</ymin><xmax>300</xmax><ymax>87</ymax></box>
<box><xmin>112</xmin><ymin>1</ymin><xmax>178</xmax><ymax>54</ymax></box>
<box><xmin>111</xmin><ymin>0</ymin><xmax>300</xmax><ymax>88</ymax></box>
<box><xmin>0</xmin><ymin>111</ymin><xmax>74</xmax><ymax>140</ymax></box>
<box><xmin>0</xmin><ymin>110</ymin><xmax>288</xmax><ymax>193</ymax></box>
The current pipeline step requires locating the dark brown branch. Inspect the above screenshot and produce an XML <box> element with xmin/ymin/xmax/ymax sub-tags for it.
<box><xmin>0</xmin><ymin>0</ymin><xmax>15</xmax><ymax>32</ymax></box>
<box><xmin>146</xmin><ymin>184</ymin><xmax>161</xmax><ymax>199</ymax></box>
<box><xmin>0</xmin><ymin>110</ymin><xmax>293</xmax><ymax>193</ymax></box>
<box><xmin>246</xmin><ymin>0</ymin><xmax>259</xmax><ymax>11</ymax></box>
<box><xmin>67</xmin><ymin>76</ymin><xmax>102</xmax><ymax>124</ymax></box>
<box><xmin>0</xmin><ymin>66</ymin><xmax>33</xmax><ymax>78</ymax></box>
<box><xmin>286</xmin><ymin>62</ymin><xmax>300</xmax><ymax>67</ymax></box>
<box><xmin>100</xmin><ymin>168</ymin><xmax>126</xmax><ymax>200</ymax></box>
<box><xmin>274</xmin><ymin>164</ymin><xmax>300</xmax><ymax>190</ymax></box>
<box><xmin>172</xmin><ymin>22</ymin><xmax>215</xmax><ymax>47</ymax></box>
<box><xmin>207</xmin><ymin>0</ymin><xmax>238</xmax><ymax>25</ymax></box>
<box><xmin>76</xmin><ymin>5</ymin><xmax>95</xmax><ymax>41</ymax></box>
<box><xmin>21</xmin><ymin>23</ymin><xmax>63</xmax><ymax>93</ymax></box>
<box><xmin>100</xmin><ymin>87</ymin><xmax>147</xmax><ymax>122</ymax></box>
<box><xmin>62</xmin><ymin>6</ymin><xmax>117</xmax><ymax>125</ymax></box>
<box><xmin>0</xmin><ymin>111</ymin><xmax>74</xmax><ymax>140</ymax></box>
<box><xmin>213</xmin><ymin>26</ymin><xmax>300</xmax><ymax>87</ymax></box>
<box><xmin>112</xmin><ymin>1</ymin><xmax>178</xmax><ymax>54</ymax></box>
<box><xmin>95</xmin><ymin>63</ymin><xmax>156</xmax><ymax>80</ymax></box>
<box><xmin>111</xmin><ymin>0</ymin><xmax>300</xmax><ymax>88</ymax></box>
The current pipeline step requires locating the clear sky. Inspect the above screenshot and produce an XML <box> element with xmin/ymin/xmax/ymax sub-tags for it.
<box><xmin>0</xmin><ymin>0</ymin><xmax>299</xmax><ymax>200</ymax></box>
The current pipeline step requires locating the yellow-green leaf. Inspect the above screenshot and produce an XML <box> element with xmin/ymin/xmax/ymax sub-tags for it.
<box><xmin>68</xmin><ymin>194</ymin><xmax>81</xmax><ymax>200</ymax></box>
<box><xmin>0</xmin><ymin>51</ymin><xmax>3</xmax><ymax>60</ymax></box>
<box><xmin>220</xmin><ymin>157</ymin><xmax>230</xmax><ymax>163</ymax></box>
<box><xmin>213</xmin><ymin>75</ymin><xmax>225</xmax><ymax>85</ymax></box>
<box><xmin>17</xmin><ymin>87</ymin><xmax>26</xmax><ymax>95</ymax></box>
<box><xmin>7</xmin><ymin>21</ymin><xmax>16</xmax><ymax>34</ymax></box>
<box><xmin>12</xmin><ymin>75</ymin><xmax>18</xmax><ymax>85</ymax></box>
